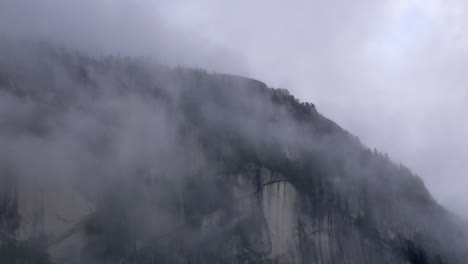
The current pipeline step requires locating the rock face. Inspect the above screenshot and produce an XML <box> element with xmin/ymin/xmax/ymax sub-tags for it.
<box><xmin>15</xmin><ymin>176</ymin><xmax>92</xmax><ymax>261</ymax></box>
<box><xmin>225</xmin><ymin>167</ymin><xmax>404</xmax><ymax>264</ymax></box>
<box><xmin>260</xmin><ymin>169</ymin><xmax>300</xmax><ymax>262</ymax></box>
<box><xmin>5</xmin><ymin>163</ymin><xmax>465</xmax><ymax>264</ymax></box>
<box><xmin>1</xmin><ymin>44</ymin><xmax>467</xmax><ymax>263</ymax></box>
<box><xmin>0</xmin><ymin>165</ymin><xmax>406</xmax><ymax>263</ymax></box>
<box><xmin>2</xmin><ymin>156</ymin><xmax>467</xmax><ymax>264</ymax></box>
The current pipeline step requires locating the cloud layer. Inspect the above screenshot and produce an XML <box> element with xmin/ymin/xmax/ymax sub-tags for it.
<box><xmin>0</xmin><ymin>0</ymin><xmax>466</xmax><ymax>217</ymax></box>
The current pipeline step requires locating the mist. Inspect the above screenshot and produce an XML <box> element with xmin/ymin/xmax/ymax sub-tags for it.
<box><xmin>1</xmin><ymin>0</ymin><xmax>464</xmax><ymax>218</ymax></box>
<box><xmin>0</xmin><ymin>0</ymin><xmax>467</xmax><ymax>263</ymax></box>
<box><xmin>154</xmin><ymin>0</ymin><xmax>468</xmax><ymax>218</ymax></box>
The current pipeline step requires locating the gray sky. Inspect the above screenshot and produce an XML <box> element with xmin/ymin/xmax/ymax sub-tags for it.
<box><xmin>1</xmin><ymin>0</ymin><xmax>467</xmax><ymax>217</ymax></box>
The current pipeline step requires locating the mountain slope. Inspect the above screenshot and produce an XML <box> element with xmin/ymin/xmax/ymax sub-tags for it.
<box><xmin>0</xmin><ymin>43</ymin><xmax>467</xmax><ymax>263</ymax></box>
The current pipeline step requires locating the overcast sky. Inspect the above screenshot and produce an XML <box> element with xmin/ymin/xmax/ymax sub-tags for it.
<box><xmin>0</xmin><ymin>0</ymin><xmax>467</xmax><ymax>218</ymax></box>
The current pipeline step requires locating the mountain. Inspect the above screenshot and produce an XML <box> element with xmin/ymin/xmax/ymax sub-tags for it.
<box><xmin>0</xmin><ymin>42</ymin><xmax>467</xmax><ymax>264</ymax></box>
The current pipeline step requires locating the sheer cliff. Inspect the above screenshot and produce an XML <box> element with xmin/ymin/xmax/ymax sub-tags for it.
<box><xmin>0</xmin><ymin>43</ymin><xmax>467</xmax><ymax>263</ymax></box>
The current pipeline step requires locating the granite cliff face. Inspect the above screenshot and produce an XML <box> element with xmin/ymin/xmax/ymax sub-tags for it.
<box><xmin>0</xmin><ymin>43</ymin><xmax>467</xmax><ymax>263</ymax></box>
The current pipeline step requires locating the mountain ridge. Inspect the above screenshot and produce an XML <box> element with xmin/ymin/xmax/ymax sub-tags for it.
<box><xmin>0</xmin><ymin>44</ymin><xmax>467</xmax><ymax>263</ymax></box>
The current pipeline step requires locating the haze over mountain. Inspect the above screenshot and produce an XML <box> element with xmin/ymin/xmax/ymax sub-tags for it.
<box><xmin>0</xmin><ymin>41</ymin><xmax>467</xmax><ymax>264</ymax></box>
<box><xmin>1</xmin><ymin>0</ymin><xmax>466</xmax><ymax>218</ymax></box>
<box><xmin>0</xmin><ymin>1</ymin><xmax>467</xmax><ymax>263</ymax></box>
